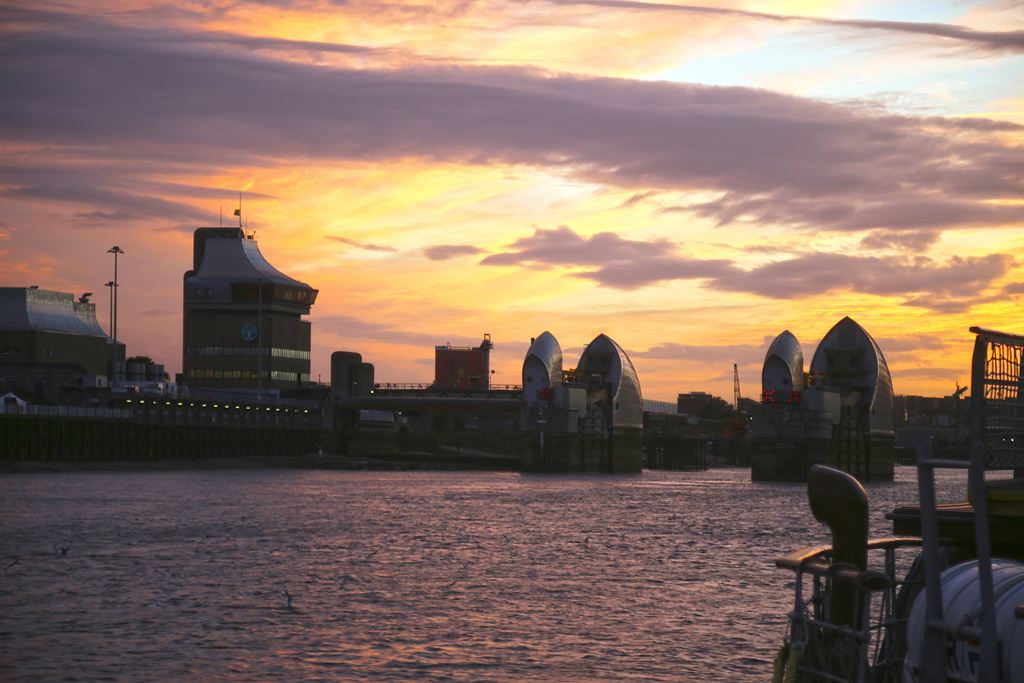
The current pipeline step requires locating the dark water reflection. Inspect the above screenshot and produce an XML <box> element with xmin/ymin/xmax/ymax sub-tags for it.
<box><xmin>0</xmin><ymin>467</ymin><xmax>972</xmax><ymax>681</ymax></box>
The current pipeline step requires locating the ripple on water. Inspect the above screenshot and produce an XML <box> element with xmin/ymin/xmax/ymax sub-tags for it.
<box><xmin>0</xmin><ymin>466</ymin><xmax>970</xmax><ymax>681</ymax></box>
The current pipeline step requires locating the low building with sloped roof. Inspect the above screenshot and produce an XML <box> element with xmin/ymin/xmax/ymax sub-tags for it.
<box><xmin>0</xmin><ymin>287</ymin><xmax>117</xmax><ymax>400</ymax></box>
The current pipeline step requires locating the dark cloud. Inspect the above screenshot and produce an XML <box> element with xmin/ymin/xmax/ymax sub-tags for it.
<box><xmin>2</xmin><ymin>12</ymin><xmax>1021</xmax><ymax>238</ymax></box>
<box><xmin>326</xmin><ymin>236</ymin><xmax>398</xmax><ymax>252</ymax></box>
<box><xmin>570</xmin><ymin>256</ymin><xmax>738</xmax><ymax>290</ymax></box>
<box><xmin>689</xmin><ymin>194</ymin><xmax>1024</xmax><ymax>233</ymax></box>
<box><xmin>480</xmin><ymin>225</ymin><xmax>1015</xmax><ymax>310</ymax></box>
<box><xmin>423</xmin><ymin>244</ymin><xmax>487</xmax><ymax>261</ymax></box>
<box><xmin>706</xmin><ymin>252</ymin><xmax>1016</xmax><ymax>302</ymax></box>
<box><xmin>74</xmin><ymin>210</ymin><xmax>139</xmax><ymax>223</ymax></box>
<box><xmin>619</xmin><ymin>191</ymin><xmax>660</xmax><ymax>209</ymax></box>
<box><xmin>553</xmin><ymin>0</ymin><xmax>1024</xmax><ymax>54</ymax></box>
<box><xmin>0</xmin><ymin>176</ymin><xmax>211</xmax><ymax>226</ymax></box>
<box><xmin>480</xmin><ymin>226</ymin><xmax>676</xmax><ymax>269</ymax></box>
<box><xmin>0</xmin><ymin>163</ymin><xmax>258</xmax><ymax>227</ymax></box>
<box><xmin>859</xmin><ymin>230</ymin><xmax>941</xmax><ymax>251</ymax></box>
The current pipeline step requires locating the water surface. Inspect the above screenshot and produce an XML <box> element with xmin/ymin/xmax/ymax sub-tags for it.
<box><xmin>0</xmin><ymin>466</ymin><xmax>972</xmax><ymax>681</ymax></box>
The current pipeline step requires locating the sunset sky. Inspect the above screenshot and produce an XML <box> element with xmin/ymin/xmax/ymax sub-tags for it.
<box><xmin>2</xmin><ymin>0</ymin><xmax>1023</xmax><ymax>403</ymax></box>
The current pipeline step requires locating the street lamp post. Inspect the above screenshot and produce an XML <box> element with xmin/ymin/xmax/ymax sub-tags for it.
<box><xmin>104</xmin><ymin>280</ymin><xmax>116</xmax><ymax>382</ymax></box>
<box><xmin>107</xmin><ymin>246</ymin><xmax>124</xmax><ymax>384</ymax></box>
<box><xmin>257</xmin><ymin>277</ymin><xmax>263</xmax><ymax>400</ymax></box>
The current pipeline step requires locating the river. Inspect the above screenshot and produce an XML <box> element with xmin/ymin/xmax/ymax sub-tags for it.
<box><xmin>0</xmin><ymin>466</ymin><xmax>974</xmax><ymax>681</ymax></box>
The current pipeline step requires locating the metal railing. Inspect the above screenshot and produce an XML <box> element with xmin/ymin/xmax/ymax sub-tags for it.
<box><xmin>775</xmin><ymin>538</ymin><xmax>922</xmax><ymax>682</ymax></box>
<box><xmin>912</xmin><ymin>327</ymin><xmax>1024</xmax><ymax>682</ymax></box>
<box><xmin>774</xmin><ymin>327</ymin><xmax>1024</xmax><ymax>682</ymax></box>
<box><xmin>372</xmin><ymin>383</ymin><xmax>522</xmax><ymax>392</ymax></box>
<box><xmin>0</xmin><ymin>403</ymin><xmax>131</xmax><ymax>419</ymax></box>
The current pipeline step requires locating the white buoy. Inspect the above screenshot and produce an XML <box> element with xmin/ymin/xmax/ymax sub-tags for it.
<box><xmin>904</xmin><ymin>558</ymin><xmax>1024</xmax><ymax>682</ymax></box>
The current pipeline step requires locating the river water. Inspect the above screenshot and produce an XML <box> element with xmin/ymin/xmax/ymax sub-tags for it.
<box><xmin>0</xmin><ymin>466</ymin><xmax>975</xmax><ymax>681</ymax></box>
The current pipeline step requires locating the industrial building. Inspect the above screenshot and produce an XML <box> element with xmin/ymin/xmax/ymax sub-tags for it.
<box><xmin>751</xmin><ymin>317</ymin><xmax>895</xmax><ymax>482</ymax></box>
<box><xmin>182</xmin><ymin>228</ymin><xmax>318</xmax><ymax>397</ymax></box>
<box><xmin>0</xmin><ymin>287</ymin><xmax>118</xmax><ymax>402</ymax></box>
<box><xmin>521</xmin><ymin>331</ymin><xmax>644</xmax><ymax>473</ymax></box>
<box><xmin>434</xmin><ymin>334</ymin><xmax>493</xmax><ymax>390</ymax></box>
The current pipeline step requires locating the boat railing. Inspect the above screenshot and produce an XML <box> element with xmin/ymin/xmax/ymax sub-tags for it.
<box><xmin>775</xmin><ymin>537</ymin><xmax>923</xmax><ymax>683</ymax></box>
<box><xmin>911</xmin><ymin>326</ymin><xmax>1024</xmax><ymax>682</ymax></box>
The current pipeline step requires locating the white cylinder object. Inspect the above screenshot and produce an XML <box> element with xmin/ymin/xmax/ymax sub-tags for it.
<box><xmin>904</xmin><ymin>558</ymin><xmax>1024</xmax><ymax>682</ymax></box>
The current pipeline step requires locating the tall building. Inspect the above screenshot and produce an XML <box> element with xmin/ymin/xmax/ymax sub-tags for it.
<box><xmin>182</xmin><ymin>228</ymin><xmax>317</xmax><ymax>395</ymax></box>
<box><xmin>0</xmin><ymin>287</ymin><xmax>117</xmax><ymax>400</ymax></box>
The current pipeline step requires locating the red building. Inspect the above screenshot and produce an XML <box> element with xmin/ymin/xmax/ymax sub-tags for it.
<box><xmin>434</xmin><ymin>334</ymin><xmax>493</xmax><ymax>390</ymax></box>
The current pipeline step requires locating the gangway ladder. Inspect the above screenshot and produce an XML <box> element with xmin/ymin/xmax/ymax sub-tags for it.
<box><xmin>914</xmin><ymin>326</ymin><xmax>1023</xmax><ymax>682</ymax></box>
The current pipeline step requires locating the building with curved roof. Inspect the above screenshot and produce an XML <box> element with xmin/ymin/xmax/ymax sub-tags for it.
<box><xmin>522</xmin><ymin>331</ymin><xmax>563</xmax><ymax>408</ymax></box>
<box><xmin>578</xmin><ymin>333</ymin><xmax>643</xmax><ymax>430</ymax></box>
<box><xmin>183</xmin><ymin>228</ymin><xmax>317</xmax><ymax>395</ymax></box>
<box><xmin>809</xmin><ymin>316</ymin><xmax>894</xmax><ymax>435</ymax></box>
<box><xmin>762</xmin><ymin>330</ymin><xmax>804</xmax><ymax>400</ymax></box>
<box><xmin>0</xmin><ymin>287</ymin><xmax>117</xmax><ymax>400</ymax></box>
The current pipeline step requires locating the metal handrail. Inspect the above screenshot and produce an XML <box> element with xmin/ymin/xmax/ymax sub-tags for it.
<box><xmin>776</xmin><ymin>536</ymin><xmax>924</xmax><ymax>682</ymax></box>
<box><xmin>912</xmin><ymin>326</ymin><xmax>1022</xmax><ymax>682</ymax></box>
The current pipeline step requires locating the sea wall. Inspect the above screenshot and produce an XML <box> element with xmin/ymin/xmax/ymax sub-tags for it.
<box><xmin>750</xmin><ymin>433</ymin><xmax>895</xmax><ymax>482</ymax></box>
<box><xmin>0</xmin><ymin>415</ymin><xmax>328</xmax><ymax>463</ymax></box>
<box><xmin>0</xmin><ymin>402</ymin><xmax>330</xmax><ymax>464</ymax></box>
<box><xmin>520</xmin><ymin>428</ymin><xmax>643</xmax><ymax>474</ymax></box>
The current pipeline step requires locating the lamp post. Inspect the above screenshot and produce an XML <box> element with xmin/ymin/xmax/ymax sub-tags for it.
<box><xmin>107</xmin><ymin>246</ymin><xmax>124</xmax><ymax>384</ymax></box>
<box><xmin>257</xmin><ymin>277</ymin><xmax>263</xmax><ymax>400</ymax></box>
<box><xmin>104</xmin><ymin>280</ymin><xmax>116</xmax><ymax>382</ymax></box>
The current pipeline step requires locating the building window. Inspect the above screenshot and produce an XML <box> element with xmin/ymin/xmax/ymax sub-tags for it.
<box><xmin>270</xmin><ymin>371</ymin><xmax>297</xmax><ymax>382</ymax></box>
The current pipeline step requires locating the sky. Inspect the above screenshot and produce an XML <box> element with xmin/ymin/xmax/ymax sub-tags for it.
<box><xmin>2</xmin><ymin>0</ymin><xmax>1023</xmax><ymax>403</ymax></box>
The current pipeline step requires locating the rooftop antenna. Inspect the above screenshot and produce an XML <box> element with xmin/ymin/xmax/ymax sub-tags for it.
<box><xmin>219</xmin><ymin>205</ymin><xmax>223</xmax><ymax>227</ymax></box>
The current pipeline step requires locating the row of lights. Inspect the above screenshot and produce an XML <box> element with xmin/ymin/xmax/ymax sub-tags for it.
<box><xmin>126</xmin><ymin>399</ymin><xmax>310</xmax><ymax>414</ymax></box>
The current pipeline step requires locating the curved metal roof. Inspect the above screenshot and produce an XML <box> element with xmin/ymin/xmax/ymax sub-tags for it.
<box><xmin>184</xmin><ymin>229</ymin><xmax>316</xmax><ymax>309</ymax></box>
<box><xmin>762</xmin><ymin>329</ymin><xmax>804</xmax><ymax>395</ymax></box>
<box><xmin>578</xmin><ymin>333</ymin><xmax>643</xmax><ymax>429</ymax></box>
<box><xmin>810</xmin><ymin>317</ymin><xmax>893</xmax><ymax>433</ymax></box>
<box><xmin>190</xmin><ymin>232</ymin><xmax>311</xmax><ymax>287</ymax></box>
<box><xmin>522</xmin><ymin>331</ymin><xmax>562</xmax><ymax>407</ymax></box>
<box><xmin>0</xmin><ymin>288</ymin><xmax>108</xmax><ymax>338</ymax></box>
